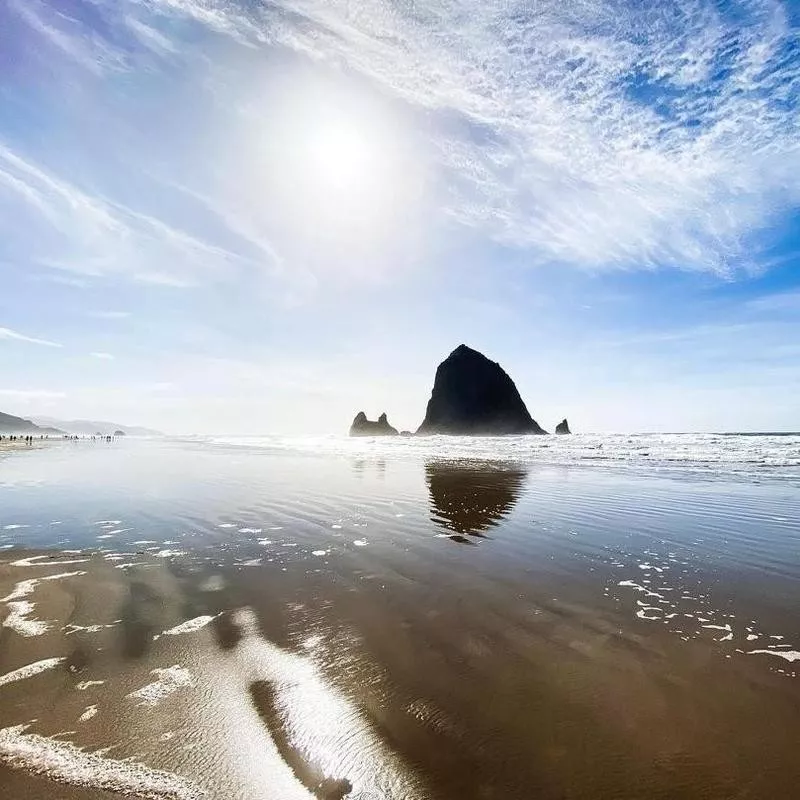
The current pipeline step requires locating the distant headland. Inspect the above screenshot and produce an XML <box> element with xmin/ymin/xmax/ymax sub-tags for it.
<box><xmin>349</xmin><ymin>344</ymin><xmax>571</xmax><ymax>437</ymax></box>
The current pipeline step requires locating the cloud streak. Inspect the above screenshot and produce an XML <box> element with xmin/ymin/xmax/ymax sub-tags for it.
<box><xmin>138</xmin><ymin>0</ymin><xmax>800</xmax><ymax>274</ymax></box>
<box><xmin>0</xmin><ymin>327</ymin><xmax>62</xmax><ymax>348</ymax></box>
<box><xmin>0</xmin><ymin>140</ymin><xmax>278</xmax><ymax>287</ymax></box>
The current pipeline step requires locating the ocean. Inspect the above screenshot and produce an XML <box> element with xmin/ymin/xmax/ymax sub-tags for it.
<box><xmin>0</xmin><ymin>433</ymin><xmax>798</xmax><ymax>799</ymax></box>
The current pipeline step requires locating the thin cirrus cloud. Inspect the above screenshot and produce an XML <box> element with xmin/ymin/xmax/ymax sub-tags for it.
<box><xmin>0</xmin><ymin>140</ymin><xmax>278</xmax><ymax>287</ymax></box>
<box><xmin>88</xmin><ymin>311</ymin><xmax>131</xmax><ymax>320</ymax></box>
<box><xmin>89</xmin><ymin>352</ymin><xmax>115</xmax><ymax>360</ymax></box>
<box><xmin>0</xmin><ymin>389</ymin><xmax>66</xmax><ymax>400</ymax></box>
<box><xmin>5</xmin><ymin>0</ymin><xmax>799</xmax><ymax>281</ymax></box>
<box><xmin>0</xmin><ymin>326</ymin><xmax>62</xmax><ymax>348</ymax></box>
<box><xmin>108</xmin><ymin>0</ymin><xmax>800</xmax><ymax>275</ymax></box>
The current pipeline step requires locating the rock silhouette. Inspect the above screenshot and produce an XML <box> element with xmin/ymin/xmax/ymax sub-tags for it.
<box><xmin>417</xmin><ymin>345</ymin><xmax>546</xmax><ymax>435</ymax></box>
<box><xmin>555</xmin><ymin>419</ymin><xmax>571</xmax><ymax>434</ymax></box>
<box><xmin>426</xmin><ymin>461</ymin><xmax>528</xmax><ymax>539</ymax></box>
<box><xmin>349</xmin><ymin>412</ymin><xmax>399</xmax><ymax>437</ymax></box>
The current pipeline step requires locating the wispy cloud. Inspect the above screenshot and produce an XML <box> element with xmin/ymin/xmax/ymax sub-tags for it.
<box><xmin>139</xmin><ymin>0</ymin><xmax>800</xmax><ymax>274</ymax></box>
<box><xmin>0</xmin><ymin>389</ymin><xmax>66</xmax><ymax>400</ymax></box>
<box><xmin>0</xmin><ymin>141</ymin><xmax>277</xmax><ymax>286</ymax></box>
<box><xmin>89</xmin><ymin>352</ymin><xmax>115</xmax><ymax>360</ymax></box>
<box><xmin>9</xmin><ymin>0</ymin><xmax>127</xmax><ymax>75</ymax></box>
<box><xmin>88</xmin><ymin>311</ymin><xmax>131</xmax><ymax>320</ymax></box>
<box><xmin>746</xmin><ymin>290</ymin><xmax>800</xmax><ymax>313</ymax></box>
<box><xmin>0</xmin><ymin>327</ymin><xmax>62</xmax><ymax>348</ymax></box>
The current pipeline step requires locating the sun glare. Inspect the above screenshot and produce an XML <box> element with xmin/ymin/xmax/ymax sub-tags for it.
<box><xmin>307</xmin><ymin>121</ymin><xmax>374</xmax><ymax>192</ymax></box>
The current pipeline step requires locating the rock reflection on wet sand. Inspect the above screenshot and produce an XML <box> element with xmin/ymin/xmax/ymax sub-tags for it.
<box><xmin>425</xmin><ymin>461</ymin><xmax>527</xmax><ymax>540</ymax></box>
<box><xmin>0</xmin><ymin>442</ymin><xmax>799</xmax><ymax>799</ymax></box>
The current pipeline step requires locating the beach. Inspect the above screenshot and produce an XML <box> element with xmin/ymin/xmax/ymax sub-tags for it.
<box><xmin>1</xmin><ymin>436</ymin><xmax>799</xmax><ymax>799</ymax></box>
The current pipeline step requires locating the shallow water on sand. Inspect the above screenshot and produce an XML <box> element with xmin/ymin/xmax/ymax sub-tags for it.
<box><xmin>0</xmin><ymin>438</ymin><xmax>799</xmax><ymax>799</ymax></box>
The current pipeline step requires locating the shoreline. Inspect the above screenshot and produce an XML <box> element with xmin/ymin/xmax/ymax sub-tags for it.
<box><xmin>0</xmin><ymin>439</ymin><xmax>799</xmax><ymax>799</ymax></box>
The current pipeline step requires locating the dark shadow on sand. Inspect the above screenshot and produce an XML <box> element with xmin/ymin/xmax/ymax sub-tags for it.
<box><xmin>249</xmin><ymin>680</ymin><xmax>353</xmax><ymax>799</ymax></box>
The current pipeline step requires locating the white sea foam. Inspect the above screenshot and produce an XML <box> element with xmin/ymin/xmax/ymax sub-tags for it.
<box><xmin>1</xmin><ymin>571</ymin><xmax>86</xmax><ymax>638</ymax></box>
<box><xmin>162</xmin><ymin>616</ymin><xmax>216</xmax><ymax>636</ymax></box>
<box><xmin>204</xmin><ymin>432</ymin><xmax>800</xmax><ymax>480</ymax></box>
<box><xmin>0</xmin><ymin>658</ymin><xmax>65</xmax><ymax>688</ymax></box>
<box><xmin>0</xmin><ymin>724</ymin><xmax>202</xmax><ymax>799</ymax></box>
<box><xmin>63</xmin><ymin>623</ymin><xmax>116</xmax><ymax>636</ymax></box>
<box><xmin>3</xmin><ymin>601</ymin><xmax>50</xmax><ymax>636</ymax></box>
<box><xmin>617</xmin><ymin>580</ymin><xmax>664</xmax><ymax>599</ymax></box>
<box><xmin>78</xmin><ymin>705</ymin><xmax>98</xmax><ymax>722</ymax></box>
<box><xmin>11</xmin><ymin>556</ymin><xmax>89</xmax><ymax>567</ymax></box>
<box><xmin>1</xmin><ymin>579</ymin><xmax>38</xmax><ymax>602</ymax></box>
<box><xmin>749</xmin><ymin>650</ymin><xmax>800</xmax><ymax>663</ymax></box>
<box><xmin>127</xmin><ymin>666</ymin><xmax>195</xmax><ymax>707</ymax></box>
<box><xmin>76</xmin><ymin>680</ymin><xmax>105</xmax><ymax>691</ymax></box>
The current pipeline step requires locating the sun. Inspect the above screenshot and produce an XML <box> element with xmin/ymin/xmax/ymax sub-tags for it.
<box><xmin>306</xmin><ymin>120</ymin><xmax>375</xmax><ymax>192</ymax></box>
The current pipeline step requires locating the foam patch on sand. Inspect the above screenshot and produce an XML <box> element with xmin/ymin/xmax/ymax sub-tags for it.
<box><xmin>0</xmin><ymin>724</ymin><xmax>202</xmax><ymax>799</ymax></box>
<box><xmin>1</xmin><ymin>571</ymin><xmax>87</xmax><ymax>637</ymax></box>
<box><xmin>11</xmin><ymin>556</ymin><xmax>89</xmax><ymax>567</ymax></box>
<box><xmin>3</xmin><ymin>601</ymin><xmax>50</xmax><ymax>636</ymax></box>
<box><xmin>78</xmin><ymin>706</ymin><xmax>98</xmax><ymax>722</ymax></box>
<box><xmin>749</xmin><ymin>650</ymin><xmax>800</xmax><ymax>663</ymax></box>
<box><xmin>162</xmin><ymin>616</ymin><xmax>216</xmax><ymax>636</ymax></box>
<box><xmin>63</xmin><ymin>623</ymin><xmax>117</xmax><ymax>636</ymax></box>
<box><xmin>76</xmin><ymin>680</ymin><xmax>105</xmax><ymax>691</ymax></box>
<box><xmin>0</xmin><ymin>658</ymin><xmax>65</xmax><ymax>688</ymax></box>
<box><xmin>128</xmin><ymin>666</ymin><xmax>195</xmax><ymax>707</ymax></box>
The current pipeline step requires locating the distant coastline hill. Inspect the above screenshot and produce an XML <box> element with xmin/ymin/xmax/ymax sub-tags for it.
<box><xmin>32</xmin><ymin>417</ymin><xmax>163</xmax><ymax>437</ymax></box>
<box><xmin>0</xmin><ymin>411</ymin><xmax>62</xmax><ymax>435</ymax></box>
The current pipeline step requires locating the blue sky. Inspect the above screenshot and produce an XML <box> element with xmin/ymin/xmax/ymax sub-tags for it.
<box><xmin>0</xmin><ymin>0</ymin><xmax>799</xmax><ymax>434</ymax></box>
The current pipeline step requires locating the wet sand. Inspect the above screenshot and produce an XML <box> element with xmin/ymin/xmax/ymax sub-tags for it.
<box><xmin>2</xmin><ymin>548</ymin><xmax>800</xmax><ymax>799</ymax></box>
<box><xmin>1</xmin><ymin>441</ymin><xmax>799</xmax><ymax>799</ymax></box>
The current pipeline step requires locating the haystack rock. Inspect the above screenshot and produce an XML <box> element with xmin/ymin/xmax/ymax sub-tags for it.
<box><xmin>349</xmin><ymin>412</ymin><xmax>399</xmax><ymax>437</ymax></box>
<box><xmin>555</xmin><ymin>419</ymin><xmax>571</xmax><ymax>435</ymax></box>
<box><xmin>417</xmin><ymin>345</ymin><xmax>547</xmax><ymax>435</ymax></box>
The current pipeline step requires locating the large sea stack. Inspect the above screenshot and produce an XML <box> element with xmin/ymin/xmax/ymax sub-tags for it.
<box><xmin>417</xmin><ymin>345</ymin><xmax>547</xmax><ymax>435</ymax></box>
<box><xmin>555</xmin><ymin>419</ymin><xmax>571</xmax><ymax>435</ymax></box>
<box><xmin>349</xmin><ymin>412</ymin><xmax>399</xmax><ymax>437</ymax></box>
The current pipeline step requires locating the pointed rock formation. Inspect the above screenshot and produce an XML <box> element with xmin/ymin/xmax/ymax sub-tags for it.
<box><xmin>555</xmin><ymin>419</ymin><xmax>571</xmax><ymax>435</ymax></box>
<box><xmin>417</xmin><ymin>345</ymin><xmax>547</xmax><ymax>435</ymax></box>
<box><xmin>349</xmin><ymin>411</ymin><xmax>399</xmax><ymax>437</ymax></box>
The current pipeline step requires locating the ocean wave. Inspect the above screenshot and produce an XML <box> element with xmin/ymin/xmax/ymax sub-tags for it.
<box><xmin>192</xmin><ymin>433</ymin><xmax>800</xmax><ymax>482</ymax></box>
